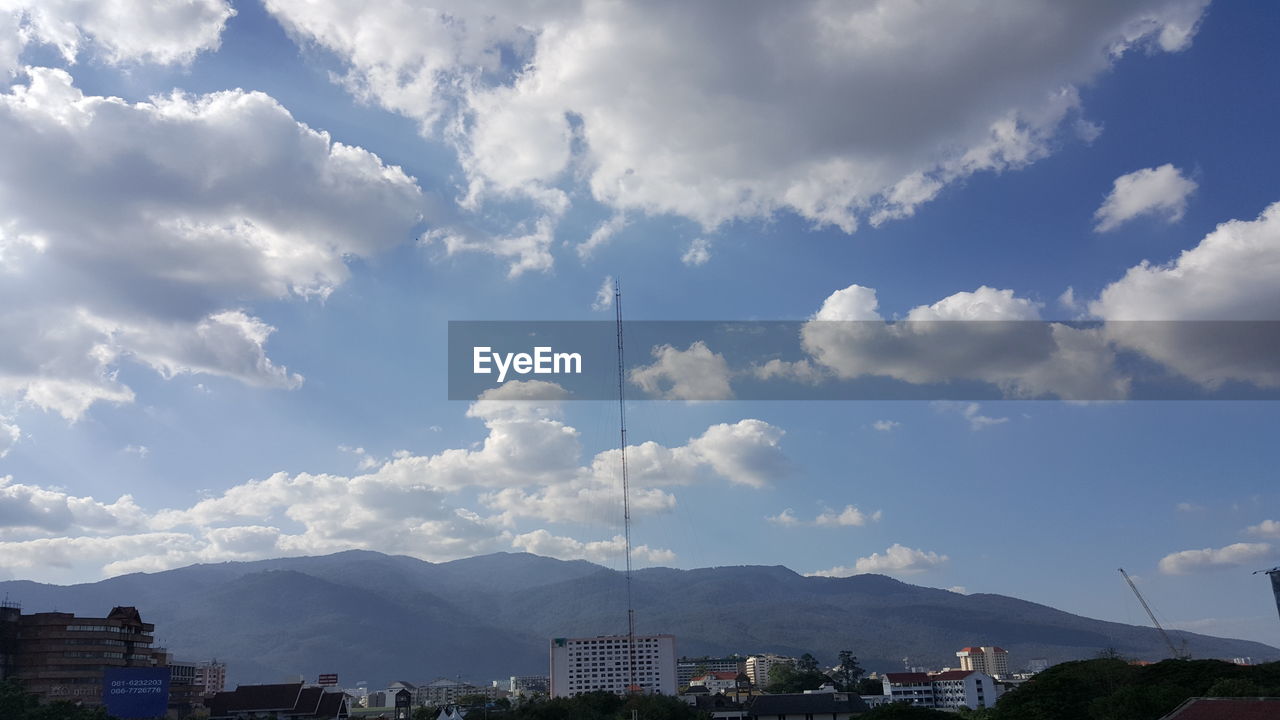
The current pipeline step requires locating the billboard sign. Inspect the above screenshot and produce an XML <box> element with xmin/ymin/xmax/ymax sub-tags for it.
<box><xmin>319</xmin><ymin>673</ymin><xmax>339</xmax><ymax>686</ymax></box>
<box><xmin>102</xmin><ymin>667</ymin><xmax>171</xmax><ymax>719</ymax></box>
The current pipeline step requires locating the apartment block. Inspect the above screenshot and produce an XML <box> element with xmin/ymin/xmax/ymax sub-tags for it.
<box><xmin>744</xmin><ymin>654</ymin><xmax>794</xmax><ymax>688</ymax></box>
<box><xmin>509</xmin><ymin>674</ymin><xmax>550</xmax><ymax>696</ymax></box>
<box><xmin>956</xmin><ymin>646</ymin><xmax>1010</xmax><ymax>678</ymax></box>
<box><xmin>550</xmin><ymin>634</ymin><xmax>676</xmax><ymax>697</ymax></box>
<box><xmin>676</xmin><ymin>656</ymin><xmax>746</xmax><ymax>688</ymax></box>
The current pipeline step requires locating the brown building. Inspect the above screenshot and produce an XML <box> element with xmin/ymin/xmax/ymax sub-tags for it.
<box><xmin>0</xmin><ymin>604</ymin><xmax>167</xmax><ymax>705</ymax></box>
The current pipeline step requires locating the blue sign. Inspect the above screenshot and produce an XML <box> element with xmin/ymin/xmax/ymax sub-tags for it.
<box><xmin>102</xmin><ymin>667</ymin><xmax>170</xmax><ymax>719</ymax></box>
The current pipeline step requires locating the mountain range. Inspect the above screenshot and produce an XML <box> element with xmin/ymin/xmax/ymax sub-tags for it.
<box><xmin>1</xmin><ymin>551</ymin><xmax>1275</xmax><ymax>688</ymax></box>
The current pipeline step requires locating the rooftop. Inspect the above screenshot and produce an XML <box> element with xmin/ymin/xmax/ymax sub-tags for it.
<box><xmin>1160</xmin><ymin>697</ymin><xmax>1280</xmax><ymax>720</ymax></box>
<box><xmin>749</xmin><ymin>692</ymin><xmax>868</xmax><ymax>716</ymax></box>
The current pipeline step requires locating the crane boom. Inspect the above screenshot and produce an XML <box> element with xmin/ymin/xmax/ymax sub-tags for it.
<box><xmin>1252</xmin><ymin>567</ymin><xmax>1280</xmax><ymax>622</ymax></box>
<box><xmin>1118</xmin><ymin>568</ymin><xmax>1182</xmax><ymax>659</ymax></box>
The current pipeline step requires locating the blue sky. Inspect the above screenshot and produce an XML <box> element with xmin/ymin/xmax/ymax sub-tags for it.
<box><xmin>1</xmin><ymin>0</ymin><xmax>1279</xmax><ymax>654</ymax></box>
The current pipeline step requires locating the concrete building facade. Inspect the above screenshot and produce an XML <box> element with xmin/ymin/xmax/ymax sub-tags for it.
<box><xmin>0</xmin><ymin>605</ymin><xmax>167</xmax><ymax>706</ymax></box>
<box><xmin>882</xmin><ymin>669</ymin><xmax>1000</xmax><ymax>710</ymax></box>
<box><xmin>676</xmin><ymin>656</ymin><xmax>746</xmax><ymax>689</ymax></box>
<box><xmin>956</xmin><ymin>646</ymin><xmax>1010</xmax><ymax>678</ymax></box>
<box><xmin>508</xmin><ymin>674</ymin><xmax>549</xmax><ymax>696</ymax></box>
<box><xmin>744</xmin><ymin>654</ymin><xmax>794</xmax><ymax>688</ymax></box>
<box><xmin>550</xmin><ymin>634</ymin><xmax>676</xmax><ymax>697</ymax></box>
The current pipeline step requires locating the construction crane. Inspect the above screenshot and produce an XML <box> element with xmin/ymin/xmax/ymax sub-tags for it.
<box><xmin>1253</xmin><ymin>566</ymin><xmax>1280</xmax><ymax>622</ymax></box>
<box><xmin>1118</xmin><ymin>568</ymin><xmax>1186</xmax><ymax>659</ymax></box>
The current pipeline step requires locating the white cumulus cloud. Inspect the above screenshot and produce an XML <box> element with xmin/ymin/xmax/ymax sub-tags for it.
<box><xmin>682</xmin><ymin>237</ymin><xmax>711</xmax><ymax>267</ymax></box>
<box><xmin>808</xmin><ymin>543</ymin><xmax>949</xmax><ymax>577</ymax></box>
<box><xmin>510</xmin><ymin>529</ymin><xmax>675</xmax><ymax>566</ymax></box>
<box><xmin>1158</xmin><ymin>542</ymin><xmax>1275</xmax><ymax>575</ymax></box>
<box><xmin>1245</xmin><ymin>520</ymin><xmax>1280</xmax><ymax>539</ymax></box>
<box><xmin>592</xmin><ymin>275</ymin><xmax>615</xmax><ymax>311</ymax></box>
<box><xmin>0</xmin><ymin>381</ymin><xmax>786</xmax><ymax>582</ymax></box>
<box><xmin>802</xmin><ymin>284</ymin><xmax>1129</xmax><ymax>400</ymax></box>
<box><xmin>630</xmin><ymin>341</ymin><xmax>734</xmax><ymax>401</ymax></box>
<box><xmin>0</xmin><ymin>68</ymin><xmax>424</xmax><ymax>420</ymax></box>
<box><xmin>2</xmin><ymin>0</ymin><xmax>234</xmax><ymax>75</ymax></box>
<box><xmin>772</xmin><ymin>505</ymin><xmax>883</xmax><ymax>528</ymax></box>
<box><xmin>1094</xmin><ymin>164</ymin><xmax>1198</xmax><ymax>232</ymax></box>
<box><xmin>1091</xmin><ymin>200</ymin><xmax>1280</xmax><ymax>388</ymax></box>
<box><xmin>815</xmin><ymin>505</ymin><xmax>883</xmax><ymax>527</ymax></box>
<box><xmin>0</xmin><ymin>416</ymin><xmax>18</xmax><ymax>457</ymax></box>
<box><xmin>263</xmin><ymin>0</ymin><xmax>1208</xmax><ymax>262</ymax></box>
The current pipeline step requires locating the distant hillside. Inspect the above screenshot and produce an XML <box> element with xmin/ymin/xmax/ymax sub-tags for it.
<box><xmin>1</xmin><ymin>551</ymin><xmax>1275</xmax><ymax>688</ymax></box>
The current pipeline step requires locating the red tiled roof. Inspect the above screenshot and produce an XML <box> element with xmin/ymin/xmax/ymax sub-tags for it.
<box><xmin>1161</xmin><ymin>697</ymin><xmax>1280</xmax><ymax>720</ymax></box>
<box><xmin>884</xmin><ymin>673</ymin><xmax>931</xmax><ymax>684</ymax></box>
<box><xmin>931</xmin><ymin>670</ymin><xmax>976</xmax><ymax>681</ymax></box>
<box><xmin>958</xmin><ymin>647</ymin><xmax>984</xmax><ymax>654</ymax></box>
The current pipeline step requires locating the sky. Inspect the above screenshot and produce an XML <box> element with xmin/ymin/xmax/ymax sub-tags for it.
<box><xmin>1</xmin><ymin>0</ymin><xmax>1279</xmax><ymax>653</ymax></box>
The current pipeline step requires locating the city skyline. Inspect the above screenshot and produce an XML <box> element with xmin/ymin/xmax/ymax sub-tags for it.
<box><xmin>0</xmin><ymin>0</ymin><xmax>1278</xmax><ymax>656</ymax></box>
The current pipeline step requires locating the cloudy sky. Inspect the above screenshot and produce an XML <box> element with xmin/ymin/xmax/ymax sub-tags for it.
<box><xmin>1</xmin><ymin>1</ymin><xmax>1279</xmax><ymax>650</ymax></box>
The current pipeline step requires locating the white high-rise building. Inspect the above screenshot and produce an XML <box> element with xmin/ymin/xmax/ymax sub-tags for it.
<box><xmin>955</xmin><ymin>647</ymin><xmax>1009</xmax><ymax>678</ymax></box>
<box><xmin>745</xmin><ymin>654</ymin><xmax>795</xmax><ymax>687</ymax></box>
<box><xmin>550</xmin><ymin>634</ymin><xmax>676</xmax><ymax>697</ymax></box>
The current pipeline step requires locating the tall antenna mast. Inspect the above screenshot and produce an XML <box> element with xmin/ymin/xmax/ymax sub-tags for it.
<box><xmin>614</xmin><ymin>279</ymin><xmax>638</xmax><ymax>694</ymax></box>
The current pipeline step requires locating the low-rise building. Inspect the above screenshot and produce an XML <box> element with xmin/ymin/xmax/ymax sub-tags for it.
<box><xmin>417</xmin><ymin>678</ymin><xmax>500</xmax><ymax>706</ymax></box>
<box><xmin>689</xmin><ymin>671</ymin><xmax>747</xmax><ymax>694</ymax></box>
<box><xmin>746</xmin><ymin>689</ymin><xmax>868</xmax><ymax>720</ymax></box>
<box><xmin>206</xmin><ymin>682</ymin><xmax>349</xmax><ymax>719</ymax></box>
<box><xmin>676</xmin><ymin>656</ymin><xmax>746</xmax><ymax>688</ymax></box>
<box><xmin>508</xmin><ymin>674</ymin><xmax>549</xmax><ymax>697</ymax></box>
<box><xmin>882</xmin><ymin>669</ymin><xmax>999</xmax><ymax>710</ymax></box>
<box><xmin>683</xmin><ymin>692</ymin><xmax>749</xmax><ymax>720</ymax></box>
<box><xmin>881</xmin><ymin>673</ymin><xmax>933</xmax><ymax>707</ymax></box>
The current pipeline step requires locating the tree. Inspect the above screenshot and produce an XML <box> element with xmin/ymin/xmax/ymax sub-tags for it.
<box><xmin>457</xmin><ymin>694</ymin><xmax>489</xmax><ymax>708</ymax></box>
<box><xmin>765</xmin><ymin>658</ymin><xmax>830</xmax><ymax>694</ymax></box>
<box><xmin>987</xmin><ymin>658</ymin><xmax>1280</xmax><ymax>720</ymax></box>
<box><xmin>854</xmin><ymin>677</ymin><xmax>883</xmax><ymax>696</ymax></box>
<box><xmin>1205</xmin><ymin>677</ymin><xmax>1267</xmax><ymax>697</ymax></box>
<box><xmin>0</xmin><ymin>680</ymin><xmax>115</xmax><ymax>720</ymax></box>
<box><xmin>830</xmin><ymin>650</ymin><xmax>865</xmax><ymax>692</ymax></box>
<box><xmin>413</xmin><ymin>707</ymin><xmax>436</xmax><ymax>720</ymax></box>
